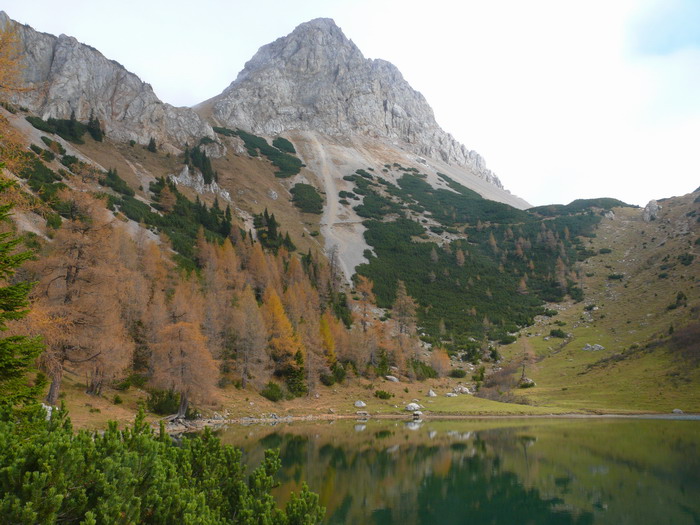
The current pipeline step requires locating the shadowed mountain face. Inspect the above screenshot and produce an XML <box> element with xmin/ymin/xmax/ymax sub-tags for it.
<box><xmin>204</xmin><ymin>18</ymin><xmax>502</xmax><ymax>187</ymax></box>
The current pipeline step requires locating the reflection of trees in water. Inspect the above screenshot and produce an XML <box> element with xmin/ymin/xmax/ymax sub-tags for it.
<box><xmin>262</xmin><ymin>430</ymin><xmax>590</xmax><ymax>525</ymax></box>
<box><xmin>230</xmin><ymin>422</ymin><xmax>700</xmax><ymax>525</ymax></box>
<box><xmin>415</xmin><ymin>456</ymin><xmax>593</xmax><ymax>525</ymax></box>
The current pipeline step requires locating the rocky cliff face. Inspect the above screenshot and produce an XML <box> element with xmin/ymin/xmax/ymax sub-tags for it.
<box><xmin>0</xmin><ymin>11</ymin><xmax>212</xmax><ymax>150</ymax></box>
<box><xmin>203</xmin><ymin>18</ymin><xmax>502</xmax><ymax>187</ymax></box>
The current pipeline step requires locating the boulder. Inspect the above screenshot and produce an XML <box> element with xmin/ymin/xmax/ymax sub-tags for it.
<box><xmin>453</xmin><ymin>385</ymin><xmax>471</xmax><ymax>394</ymax></box>
<box><xmin>385</xmin><ymin>375</ymin><xmax>399</xmax><ymax>382</ymax></box>
<box><xmin>672</xmin><ymin>408</ymin><xmax>684</xmax><ymax>414</ymax></box>
<box><xmin>405</xmin><ymin>402</ymin><xmax>421</xmax><ymax>411</ymax></box>
<box><xmin>518</xmin><ymin>377</ymin><xmax>536</xmax><ymax>388</ymax></box>
<box><xmin>643</xmin><ymin>200</ymin><xmax>661</xmax><ymax>222</ymax></box>
<box><xmin>427</xmin><ymin>389</ymin><xmax>437</xmax><ymax>397</ymax></box>
<box><xmin>354</xmin><ymin>400</ymin><xmax>366</xmax><ymax>408</ymax></box>
<box><xmin>40</xmin><ymin>403</ymin><xmax>54</xmax><ymax>421</ymax></box>
<box><xmin>445</xmin><ymin>392</ymin><xmax>458</xmax><ymax>397</ymax></box>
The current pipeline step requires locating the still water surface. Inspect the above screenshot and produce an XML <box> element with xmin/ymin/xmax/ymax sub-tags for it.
<box><xmin>218</xmin><ymin>417</ymin><xmax>700</xmax><ymax>525</ymax></box>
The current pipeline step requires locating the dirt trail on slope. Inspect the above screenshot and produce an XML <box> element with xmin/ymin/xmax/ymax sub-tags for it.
<box><xmin>296</xmin><ymin>132</ymin><xmax>370</xmax><ymax>282</ymax></box>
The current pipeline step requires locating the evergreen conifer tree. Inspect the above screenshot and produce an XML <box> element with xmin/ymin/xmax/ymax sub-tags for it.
<box><xmin>0</xmin><ymin>178</ymin><xmax>44</xmax><ymax>408</ymax></box>
<box><xmin>86</xmin><ymin>111</ymin><xmax>103</xmax><ymax>142</ymax></box>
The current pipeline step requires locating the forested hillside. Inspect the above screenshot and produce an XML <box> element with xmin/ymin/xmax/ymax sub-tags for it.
<box><xmin>1</xmin><ymin>17</ymin><xmax>698</xmax><ymax>421</ymax></box>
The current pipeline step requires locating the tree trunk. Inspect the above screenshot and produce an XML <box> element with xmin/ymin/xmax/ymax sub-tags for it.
<box><xmin>86</xmin><ymin>366</ymin><xmax>103</xmax><ymax>396</ymax></box>
<box><xmin>176</xmin><ymin>391</ymin><xmax>189</xmax><ymax>419</ymax></box>
<box><xmin>241</xmin><ymin>359</ymin><xmax>248</xmax><ymax>389</ymax></box>
<box><xmin>45</xmin><ymin>368</ymin><xmax>63</xmax><ymax>405</ymax></box>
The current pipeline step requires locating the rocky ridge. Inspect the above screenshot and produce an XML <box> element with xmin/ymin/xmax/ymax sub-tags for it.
<box><xmin>0</xmin><ymin>11</ymin><xmax>213</xmax><ymax>151</ymax></box>
<box><xmin>201</xmin><ymin>18</ymin><xmax>502</xmax><ymax>187</ymax></box>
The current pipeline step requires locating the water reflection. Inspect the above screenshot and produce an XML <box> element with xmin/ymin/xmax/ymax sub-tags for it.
<box><xmin>218</xmin><ymin>418</ymin><xmax>700</xmax><ymax>525</ymax></box>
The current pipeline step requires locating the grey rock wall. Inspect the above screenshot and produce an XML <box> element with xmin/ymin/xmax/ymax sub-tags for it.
<box><xmin>1</xmin><ymin>11</ymin><xmax>213</xmax><ymax>149</ymax></box>
<box><xmin>206</xmin><ymin>18</ymin><xmax>502</xmax><ymax>187</ymax></box>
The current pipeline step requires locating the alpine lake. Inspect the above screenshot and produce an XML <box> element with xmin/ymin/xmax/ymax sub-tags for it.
<box><xmin>214</xmin><ymin>416</ymin><xmax>700</xmax><ymax>525</ymax></box>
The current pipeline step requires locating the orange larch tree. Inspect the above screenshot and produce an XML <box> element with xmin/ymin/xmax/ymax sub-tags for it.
<box><xmin>151</xmin><ymin>321</ymin><xmax>218</xmax><ymax>418</ymax></box>
<box><xmin>232</xmin><ymin>286</ymin><xmax>268</xmax><ymax>388</ymax></box>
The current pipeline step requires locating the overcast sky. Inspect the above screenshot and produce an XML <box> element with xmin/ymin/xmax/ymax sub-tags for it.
<box><xmin>3</xmin><ymin>0</ymin><xmax>699</xmax><ymax>207</ymax></box>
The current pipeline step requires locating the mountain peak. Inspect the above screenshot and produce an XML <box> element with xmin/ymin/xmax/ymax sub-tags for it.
<box><xmin>208</xmin><ymin>19</ymin><xmax>501</xmax><ymax>186</ymax></box>
<box><xmin>293</xmin><ymin>17</ymin><xmax>341</xmax><ymax>32</ymax></box>
<box><xmin>286</xmin><ymin>18</ymin><xmax>349</xmax><ymax>44</ymax></box>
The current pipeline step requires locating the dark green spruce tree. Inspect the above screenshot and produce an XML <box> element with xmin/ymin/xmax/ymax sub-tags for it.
<box><xmin>0</xmin><ymin>177</ymin><xmax>44</xmax><ymax>409</ymax></box>
<box><xmin>86</xmin><ymin>110</ymin><xmax>103</xmax><ymax>142</ymax></box>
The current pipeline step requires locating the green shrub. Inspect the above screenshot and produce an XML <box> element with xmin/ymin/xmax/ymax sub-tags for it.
<box><xmin>99</xmin><ymin>168</ymin><xmax>135</xmax><ymax>197</ymax></box>
<box><xmin>319</xmin><ymin>374</ymin><xmax>334</xmax><ymax>387</ymax></box>
<box><xmin>234</xmin><ymin>129</ymin><xmax>302</xmax><ymax>177</ymax></box>
<box><xmin>26</xmin><ymin>114</ymin><xmax>87</xmax><ymax>143</ymax></box>
<box><xmin>60</xmin><ymin>155</ymin><xmax>79</xmax><ymax>169</ymax></box>
<box><xmin>290</xmin><ymin>183</ymin><xmax>323</xmax><ymax>214</ymax></box>
<box><xmin>678</xmin><ymin>253</ymin><xmax>695</xmax><ymax>266</ymax></box>
<box><xmin>449</xmin><ymin>369</ymin><xmax>467</xmax><ymax>378</ymax></box>
<box><xmin>112</xmin><ymin>395</ymin><xmax>123</xmax><ymax>405</ymax></box>
<box><xmin>599</xmin><ymin>247</ymin><xmax>612</xmax><ymax>254</ymax></box>
<box><xmin>607</xmin><ymin>273</ymin><xmax>624</xmax><ymax>280</ymax></box>
<box><xmin>374</xmin><ymin>390</ymin><xmax>393</xmax><ymax>399</ymax></box>
<box><xmin>284</xmin><ymin>357</ymin><xmax>307</xmax><ymax>397</ymax></box>
<box><xmin>25</xmin><ymin>115</ymin><xmax>56</xmax><ymax>134</ymax></box>
<box><xmin>409</xmin><ymin>359</ymin><xmax>438</xmax><ymax>380</ymax></box>
<box><xmin>213</xmin><ymin>126</ymin><xmax>237</xmax><ymax>137</ymax></box>
<box><xmin>40</xmin><ymin>136</ymin><xmax>66</xmax><ymax>155</ymax></box>
<box><xmin>0</xmin><ymin>101</ymin><xmax>17</xmax><ymax>113</ymax></box>
<box><xmin>146</xmin><ymin>389</ymin><xmax>180</xmax><ymax>415</ymax></box>
<box><xmin>550</xmin><ymin>328</ymin><xmax>568</xmax><ymax>338</ymax></box>
<box><xmin>45</xmin><ymin>213</ymin><xmax>62</xmax><ymax>229</ymax></box>
<box><xmin>185</xmin><ymin>145</ymin><xmax>216</xmax><ymax>184</ymax></box>
<box><xmin>0</xmin><ymin>409</ymin><xmax>324</xmax><ymax>524</ymax></box>
<box><xmin>114</xmin><ymin>373</ymin><xmax>148</xmax><ymax>391</ymax></box>
<box><xmin>261</xmin><ymin>381</ymin><xmax>284</xmax><ymax>402</ymax></box>
<box><xmin>272</xmin><ymin>136</ymin><xmax>296</xmax><ymax>154</ymax></box>
<box><xmin>332</xmin><ymin>362</ymin><xmax>347</xmax><ymax>383</ymax></box>
<box><xmin>472</xmin><ymin>365</ymin><xmax>485</xmax><ymax>382</ymax></box>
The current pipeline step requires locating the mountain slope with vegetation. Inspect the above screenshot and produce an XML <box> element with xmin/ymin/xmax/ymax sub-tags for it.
<box><xmin>0</xmin><ymin>13</ymin><xmax>698</xmax><ymax>427</ymax></box>
<box><xmin>490</xmin><ymin>195</ymin><xmax>700</xmax><ymax>412</ymax></box>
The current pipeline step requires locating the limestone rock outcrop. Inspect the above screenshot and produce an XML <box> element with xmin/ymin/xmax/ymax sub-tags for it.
<box><xmin>643</xmin><ymin>200</ymin><xmax>661</xmax><ymax>222</ymax></box>
<box><xmin>1</xmin><ymin>11</ymin><xmax>213</xmax><ymax>149</ymax></box>
<box><xmin>203</xmin><ymin>18</ymin><xmax>502</xmax><ymax>187</ymax></box>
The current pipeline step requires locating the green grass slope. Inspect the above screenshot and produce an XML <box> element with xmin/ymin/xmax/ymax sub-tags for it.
<box><xmin>497</xmin><ymin>191</ymin><xmax>700</xmax><ymax>412</ymax></box>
